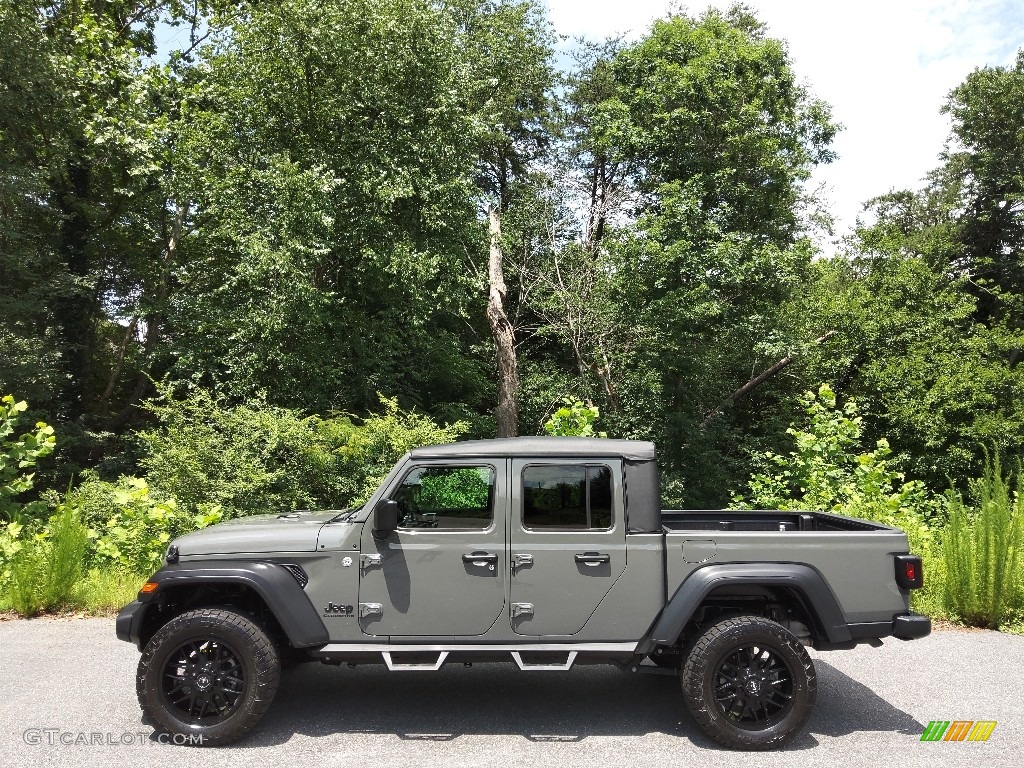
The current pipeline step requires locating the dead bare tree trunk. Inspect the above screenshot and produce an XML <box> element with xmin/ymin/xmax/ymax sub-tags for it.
<box><xmin>699</xmin><ymin>331</ymin><xmax>838</xmax><ymax>430</ymax></box>
<box><xmin>487</xmin><ymin>204</ymin><xmax>519</xmax><ymax>437</ymax></box>
<box><xmin>98</xmin><ymin>315</ymin><xmax>139</xmax><ymax>413</ymax></box>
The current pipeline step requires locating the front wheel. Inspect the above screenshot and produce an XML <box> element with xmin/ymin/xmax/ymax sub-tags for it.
<box><xmin>136</xmin><ymin>607</ymin><xmax>281</xmax><ymax>746</ymax></box>
<box><xmin>680</xmin><ymin>615</ymin><xmax>816</xmax><ymax>750</ymax></box>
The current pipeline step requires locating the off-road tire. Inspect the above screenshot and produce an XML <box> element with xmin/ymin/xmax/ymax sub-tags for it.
<box><xmin>680</xmin><ymin>615</ymin><xmax>816</xmax><ymax>750</ymax></box>
<box><xmin>137</xmin><ymin>607</ymin><xmax>281</xmax><ymax>746</ymax></box>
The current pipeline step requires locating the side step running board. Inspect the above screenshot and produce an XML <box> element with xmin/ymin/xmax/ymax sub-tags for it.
<box><xmin>511</xmin><ymin>651</ymin><xmax>577</xmax><ymax>671</ymax></box>
<box><xmin>316</xmin><ymin>642</ymin><xmax>637</xmax><ymax>673</ymax></box>
<box><xmin>381</xmin><ymin>651</ymin><xmax>449</xmax><ymax>671</ymax></box>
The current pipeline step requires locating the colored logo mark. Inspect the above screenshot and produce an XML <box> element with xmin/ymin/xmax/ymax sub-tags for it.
<box><xmin>920</xmin><ymin>721</ymin><xmax>997</xmax><ymax>742</ymax></box>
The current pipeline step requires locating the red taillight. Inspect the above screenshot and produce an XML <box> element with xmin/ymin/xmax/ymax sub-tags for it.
<box><xmin>895</xmin><ymin>555</ymin><xmax>923</xmax><ymax>589</ymax></box>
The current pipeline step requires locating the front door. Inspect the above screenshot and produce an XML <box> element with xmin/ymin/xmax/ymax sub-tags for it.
<box><xmin>358</xmin><ymin>460</ymin><xmax>507</xmax><ymax>636</ymax></box>
<box><xmin>509</xmin><ymin>458</ymin><xmax>627</xmax><ymax>636</ymax></box>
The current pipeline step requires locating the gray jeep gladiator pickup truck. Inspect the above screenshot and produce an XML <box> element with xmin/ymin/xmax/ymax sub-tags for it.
<box><xmin>116</xmin><ymin>437</ymin><xmax>929</xmax><ymax>750</ymax></box>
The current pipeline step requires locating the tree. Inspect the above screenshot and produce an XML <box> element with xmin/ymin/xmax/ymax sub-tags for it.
<box><xmin>941</xmin><ymin>50</ymin><xmax>1024</xmax><ymax>324</ymax></box>
<box><xmin>161</xmin><ymin>0</ymin><xmax>499</xmax><ymax>418</ymax></box>
<box><xmin>784</xmin><ymin>51</ymin><xmax>1024</xmax><ymax>489</ymax></box>
<box><xmin>459</xmin><ymin>0</ymin><xmax>556</xmax><ymax>437</ymax></box>
<box><xmin>786</xmin><ymin>209</ymin><xmax>1024</xmax><ymax>490</ymax></box>
<box><xmin>0</xmin><ymin>1</ymin><xmax>203</xmax><ymax>488</ymax></box>
<box><xmin>563</xmin><ymin>7</ymin><xmax>837</xmax><ymax>504</ymax></box>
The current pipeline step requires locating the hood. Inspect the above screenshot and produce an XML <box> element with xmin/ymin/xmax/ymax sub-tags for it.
<box><xmin>173</xmin><ymin>510</ymin><xmax>345</xmax><ymax>556</ymax></box>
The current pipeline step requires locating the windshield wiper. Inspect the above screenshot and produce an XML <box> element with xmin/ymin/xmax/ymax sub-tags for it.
<box><xmin>328</xmin><ymin>506</ymin><xmax>361</xmax><ymax>523</ymax></box>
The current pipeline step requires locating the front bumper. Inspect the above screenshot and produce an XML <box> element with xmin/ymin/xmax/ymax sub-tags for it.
<box><xmin>115</xmin><ymin>600</ymin><xmax>146</xmax><ymax>647</ymax></box>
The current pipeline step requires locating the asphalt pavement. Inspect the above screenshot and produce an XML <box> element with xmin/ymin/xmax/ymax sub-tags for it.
<box><xmin>0</xmin><ymin>617</ymin><xmax>1020</xmax><ymax>767</ymax></box>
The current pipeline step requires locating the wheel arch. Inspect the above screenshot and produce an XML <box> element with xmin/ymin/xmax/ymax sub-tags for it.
<box><xmin>649</xmin><ymin>563</ymin><xmax>852</xmax><ymax>648</ymax></box>
<box><xmin>121</xmin><ymin>561</ymin><xmax>328</xmax><ymax>650</ymax></box>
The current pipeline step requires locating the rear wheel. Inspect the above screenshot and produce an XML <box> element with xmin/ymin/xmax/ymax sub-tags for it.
<box><xmin>680</xmin><ymin>615</ymin><xmax>815</xmax><ymax>750</ymax></box>
<box><xmin>136</xmin><ymin>608</ymin><xmax>281</xmax><ymax>746</ymax></box>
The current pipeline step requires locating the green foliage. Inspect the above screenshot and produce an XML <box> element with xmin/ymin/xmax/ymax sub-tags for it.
<box><xmin>69</xmin><ymin>568</ymin><xmax>148</xmax><ymax>615</ymax></box>
<box><xmin>39</xmin><ymin>497</ymin><xmax>90</xmax><ymax>608</ymax></box>
<box><xmin>137</xmin><ymin>388</ymin><xmax>335</xmax><ymax>518</ymax></box>
<box><xmin>735</xmin><ymin>384</ymin><xmax>943</xmax><ymax>610</ymax></box>
<box><xmin>736</xmin><ymin>384</ymin><xmax>944</xmax><ymax>535</ymax></box>
<box><xmin>785</xmin><ymin>51</ymin><xmax>1024</xmax><ymax>492</ymax></box>
<box><xmin>5</xmin><ymin>546</ymin><xmax>44</xmax><ymax>616</ymax></box>
<box><xmin>543</xmin><ymin>400</ymin><xmax>606</xmax><ymax>437</ymax></box>
<box><xmin>789</xmin><ymin>225</ymin><xmax>1024</xmax><ymax>491</ymax></box>
<box><xmin>330</xmin><ymin>395</ymin><xmax>471</xmax><ymax>504</ymax></box>
<box><xmin>136</xmin><ymin>388</ymin><xmax>468</xmax><ymax>517</ymax></box>
<box><xmin>162</xmin><ymin>0</ymin><xmax>527</xmax><ymax>415</ymax></box>
<box><xmin>736</xmin><ymin>384</ymin><xmax>940</xmax><ymax>523</ymax></box>
<box><xmin>940</xmin><ymin>50</ymin><xmax>1024</xmax><ymax>324</ymax></box>
<box><xmin>0</xmin><ymin>395</ymin><xmax>56</xmax><ymax>520</ymax></box>
<box><xmin>0</xmin><ymin>1</ymin><xmax>184</xmax><ymax>434</ymax></box>
<box><xmin>942</xmin><ymin>455</ymin><xmax>1024</xmax><ymax>629</ymax></box>
<box><xmin>417</xmin><ymin>467</ymin><xmax>492</xmax><ymax>509</ymax></box>
<box><xmin>74</xmin><ymin>476</ymin><xmax>222</xmax><ymax>574</ymax></box>
<box><xmin>1</xmin><ymin>498</ymin><xmax>89</xmax><ymax>617</ymax></box>
<box><xmin>602</xmin><ymin>7</ymin><xmax>836</xmax><ymax>237</ymax></box>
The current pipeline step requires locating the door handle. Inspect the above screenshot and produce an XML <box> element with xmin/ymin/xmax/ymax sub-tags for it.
<box><xmin>462</xmin><ymin>552</ymin><xmax>499</xmax><ymax>566</ymax></box>
<box><xmin>575</xmin><ymin>552</ymin><xmax>610</xmax><ymax>566</ymax></box>
<box><xmin>512</xmin><ymin>553</ymin><xmax>533</xmax><ymax>572</ymax></box>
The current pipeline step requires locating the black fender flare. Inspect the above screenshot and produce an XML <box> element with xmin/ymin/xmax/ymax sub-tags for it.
<box><xmin>649</xmin><ymin>563</ymin><xmax>852</xmax><ymax>646</ymax></box>
<box><xmin>116</xmin><ymin>561</ymin><xmax>328</xmax><ymax>649</ymax></box>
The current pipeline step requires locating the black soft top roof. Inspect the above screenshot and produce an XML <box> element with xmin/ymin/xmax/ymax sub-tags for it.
<box><xmin>410</xmin><ymin>437</ymin><xmax>657</xmax><ymax>462</ymax></box>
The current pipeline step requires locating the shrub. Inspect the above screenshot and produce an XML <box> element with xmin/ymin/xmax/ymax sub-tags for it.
<box><xmin>136</xmin><ymin>388</ymin><xmax>467</xmax><ymax>516</ymax></box>
<box><xmin>1</xmin><ymin>394</ymin><xmax>56</xmax><ymax>521</ymax></box>
<box><xmin>942</xmin><ymin>454</ymin><xmax>1024</xmax><ymax>629</ymax></box>
<box><xmin>2</xmin><ymin>499</ymin><xmax>89</xmax><ymax>617</ymax></box>
<box><xmin>74</xmin><ymin>476</ymin><xmax>222</xmax><ymax>574</ymax></box>
<box><xmin>543</xmin><ymin>400</ymin><xmax>607</xmax><ymax>438</ymax></box>
<box><xmin>735</xmin><ymin>385</ymin><xmax>943</xmax><ymax>523</ymax></box>
<box><xmin>734</xmin><ymin>384</ymin><xmax>944</xmax><ymax>612</ymax></box>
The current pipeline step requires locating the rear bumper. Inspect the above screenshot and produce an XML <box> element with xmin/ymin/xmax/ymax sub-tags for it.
<box><xmin>893</xmin><ymin>612</ymin><xmax>931</xmax><ymax>640</ymax></box>
<box><xmin>845</xmin><ymin>612</ymin><xmax>931</xmax><ymax>645</ymax></box>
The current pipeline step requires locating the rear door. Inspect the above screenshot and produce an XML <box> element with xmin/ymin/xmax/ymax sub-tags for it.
<box><xmin>508</xmin><ymin>458</ymin><xmax>627</xmax><ymax>636</ymax></box>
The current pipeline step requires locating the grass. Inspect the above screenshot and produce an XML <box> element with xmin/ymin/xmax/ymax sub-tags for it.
<box><xmin>70</xmin><ymin>568</ymin><xmax>148</xmax><ymax>613</ymax></box>
<box><xmin>941</xmin><ymin>454</ymin><xmax>1024</xmax><ymax>630</ymax></box>
<box><xmin>0</xmin><ymin>568</ymin><xmax>146</xmax><ymax>616</ymax></box>
<box><xmin>1</xmin><ymin>502</ymin><xmax>90</xmax><ymax>616</ymax></box>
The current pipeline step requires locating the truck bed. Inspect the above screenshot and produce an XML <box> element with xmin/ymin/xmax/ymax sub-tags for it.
<box><xmin>660</xmin><ymin>509</ymin><xmax>889</xmax><ymax>533</ymax></box>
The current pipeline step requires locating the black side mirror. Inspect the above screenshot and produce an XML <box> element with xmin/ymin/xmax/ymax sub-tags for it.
<box><xmin>372</xmin><ymin>499</ymin><xmax>400</xmax><ymax>539</ymax></box>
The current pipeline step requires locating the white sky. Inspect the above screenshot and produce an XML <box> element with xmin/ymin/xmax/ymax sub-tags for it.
<box><xmin>545</xmin><ymin>0</ymin><xmax>1024</xmax><ymax>249</ymax></box>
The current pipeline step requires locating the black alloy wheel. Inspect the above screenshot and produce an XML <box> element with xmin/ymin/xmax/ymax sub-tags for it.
<box><xmin>137</xmin><ymin>608</ymin><xmax>281</xmax><ymax>746</ymax></box>
<box><xmin>681</xmin><ymin>615</ymin><xmax>816</xmax><ymax>750</ymax></box>
<box><xmin>161</xmin><ymin>638</ymin><xmax>247</xmax><ymax>725</ymax></box>
<box><xmin>711</xmin><ymin>642</ymin><xmax>794</xmax><ymax>728</ymax></box>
